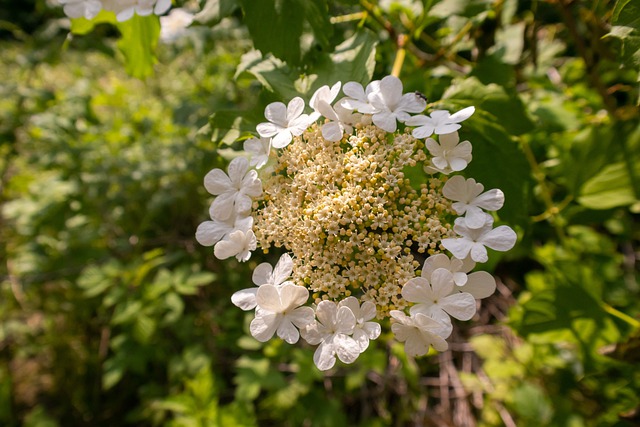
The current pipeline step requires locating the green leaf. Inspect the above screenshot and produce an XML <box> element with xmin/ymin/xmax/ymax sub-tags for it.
<box><xmin>612</xmin><ymin>0</ymin><xmax>640</xmax><ymax>28</ymax></box>
<box><xmin>116</xmin><ymin>15</ymin><xmax>160</xmax><ymax>78</ymax></box>
<box><xmin>443</xmin><ymin>77</ymin><xmax>534</xmax><ymax>135</ymax></box>
<box><xmin>315</xmin><ymin>29</ymin><xmax>378</xmax><ymax>87</ymax></box>
<box><xmin>459</xmin><ymin>111</ymin><xmax>532</xmax><ymax>230</ymax></box>
<box><xmin>70</xmin><ymin>11</ymin><xmax>117</xmax><ymax>35</ymax></box>
<box><xmin>133</xmin><ymin>313</ymin><xmax>157</xmax><ymax>344</ymax></box>
<box><xmin>236</xmin><ymin>30</ymin><xmax>377</xmax><ymax>100</ymax></box>
<box><xmin>578</xmin><ymin>161</ymin><xmax>640</xmax><ymax>209</ymax></box>
<box><xmin>239</xmin><ymin>0</ymin><xmax>332</xmax><ymax>66</ymax></box>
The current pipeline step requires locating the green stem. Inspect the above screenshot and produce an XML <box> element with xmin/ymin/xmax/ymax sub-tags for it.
<box><xmin>602</xmin><ymin>303</ymin><xmax>640</xmax><ymax>329</ymax></box>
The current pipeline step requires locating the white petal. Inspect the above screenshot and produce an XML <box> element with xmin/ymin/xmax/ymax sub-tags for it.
<box><xmin>449</xmin><ymin>106</ymin><xmax>475</xmax><ymax>123</ymax></box>
<box><xmin>453</xmin><ymin>271</ymin><xmax>468</xmax><ymax>287</ymax></box>
<box><xmin>449</xmin><ymin>157</ymin><xmax>470</xmax><ymax>172</ymax></box>
<box><xmin>271</xmin><ymin>130</ymin><xmax>293</xmax><ymax>149</ymax></box>
<box><xmin>401</xmin><ymin>277</ymin><xmax>431</xmax><ymax>304</ymax></box>
<box><xmin>279</xmin><ymin>284</ymin><xmax>309</xmax><ymax>309</ymax></box>
<box><xmin>195</xmin><ymin>220</ymin><xmax>228</xmax><ymax>246</ymax></box>
<box><xmin>264</xmin><ymin>102</ymin><xmax>287</xmax><ymax>126</ymax></box>
<box><xmin>315</xmin><ymin>300</ymin><xmax>338</xmax><ymax>328</ymax></box>
<box><xmin>250</xmin><ymin>311</ymin><xmax>279</xmax><ymax>342</ymax></box>
<box><xmin>442</xmin><ymin>237</ymin><xmax>472</xmax><ymax>260</ymax></box>
<box><xmin>430</xmin><ymin>268</ymin><xmax>454</xmax><ymax>299</ymax></box>
<box><xmin>442</xmin><ymin>175</ymin><xmax>467</xmax><ymax>202</ymax></box>
<box><xmin>460</xmin><ymin>271</ymin><xmax>496</xmax><ymax>299</ymax></box>
<box><xmin>343</xmin><ymin>82</ymin><xmax>366</xmax><ymax>100</ymax></box>
<box><xmin>301</xmin><ymin>321</ymin><xmax>326</xmax><ymax>345</ymax></box>
<box><xmin>313</xmin><ymin>341</ymin><xmax>337</xmax><ymax>371</ymax></box>
<box><xmin>210</xmin><ymin>192</ymin><xmax>236</xmax><ymax>221</ymax></box>
<box><xmin>255</xmin><ymin>284</ymin><xmax>282</xmax><ymax>312</ymax></box>
<box><xmin>439</xmin><ymin>293</ymin><xmax>476</xmax><ymax>320</ymax></box>
<box><xmin>372</xmin><ymin>112</ymin><xmax>397</xmax><ymax>132</ymax></box>
<box><xmin>321</xmin><ymin>121</ymin><xmax>344</xmax><ymax>142</ymax></box>
<box><xmin>252</xmin><ymin>262</ymin><xmax>273</xmax><ymax>286</ymax></box>
<box><xmin>465</xmin><ymin>208</ymin><xmax>492</xmax><ymax>229</ymax></box>
<box><xmin>227</xmin><ymin>157</ymin><xmax>248</xmax><ymax>183</ymax></box>
<box><xmin>288</xmin><ymin>114</ymin><xmax>311</xmax><ymax>136</ymax></box>
<box><xmin>434</xmin><ymin>123</ymin><xmax>461</xmax><ymax>135</ymax></box>
<box><xmin>421</xmin><ymin>254</ymin><xmax>450</xmax><ymax>279</ymax></box>
<box><xmin>362</xmin><ymin>321</ymin><xmax>381</xmax><ymax>340</ymax></box>
<box><xmin>397</xmin><ymin>93</ymin><xmax>427</xmax><ymax>114</ymax></box>
<box><xmin>256</xmin><ymin>122</ymin><xmax>281</xmax><ymax>138</ymax></box>
<box><xmin>333</xmin><ymin>334</ymin><xmax>361</xmax><ymax>364</ymax></box>
<box><xmin>286</xmin><ymin>97</ymin><xmax>305</xmax><ymax>121</ymax></box>
<box><xmin>360</xmin><ymin>301</ymin><xmax>377</xmax><ymax>322</ymax></box>
<box><xmin>403</xmin><ymin>331</ymin><xmax>430</xmax><ymax>357</ymax></box>
<box><xmin>272</xmin><ymin>253</ymin><xmax>294</xmax><ymax>285</ymax></box>
<box><xmin>335</xmin><ymin>306</ymin><xmax>357</xmax><ymax>335</ymax></box>
<box><xmin>338</xmin><ymin>297</ymin><xmax>360</xmax><ymax>317</ymax></box>
<box><xmin>289</xmin><ymin>306</ymin><xmax>315</xmax><ymax>328</ymax></box>
<box><xmin>470</xmin><ymin>242</ymin><xmax>489</xmax><ymax>263</ymax></box>
<box><xmin>154</xmin><ymin>0</ymin><xmax>172</xmax><ymax>14</ymax></box>
<box><xmin>475</xmin><ymin>189</ymin><xmax>505</xmax><ymax>211</ymax></box>
<box><xmin>479</xmin><ymin>226</ymin><xmax>517</xmax><ymax>252</ymax></box>
<box><xmin>353</xmin><ymin>328</ymin><xmax>370</xmax><ymax>352</ymax></box>
<box><xmin>377</xmin><ymin>75</ymin><xmax>403</xmax><ymax>108</ymax></box>
<box><xmin>231</xmin><ymin>288</ymin><xmax>258</xmax><ymax>310</ymax></box>
<box><xmin>213</xmin><ymin>235</ymin><xmax>241</xmax><ymax>260</ymax></box>
<box><xmin>203</xmin><ymin>168</ymin><xmax>232</xmax><ymax>195</ymax></box>
<box><xmin>276</xmin><ymin>319</ymin><xmax>300</xmax><ymax>344</ymax></box>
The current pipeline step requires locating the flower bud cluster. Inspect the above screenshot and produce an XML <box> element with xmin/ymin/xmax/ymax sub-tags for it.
<box><xmin>57</xmin><ymin>0</ymin><xmax>170</xmax><ymax>22</ymax></box>
<box><xmin>198</xmin><ymin>75</ymin><xmax>517</xmax><ymax>370</ymax></box>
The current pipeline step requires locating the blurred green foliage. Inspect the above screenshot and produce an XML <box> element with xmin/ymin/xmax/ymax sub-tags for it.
<box><xmin>1</xmin><ymin>0</ymin><xmax>639</xmax><ymax>426</ymax></box>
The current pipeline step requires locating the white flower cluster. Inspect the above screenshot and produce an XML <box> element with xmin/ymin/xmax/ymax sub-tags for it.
<box><xmin>197</xmin><ymin>75</ymin><xmax>517</xmax><ymax>370</ymax></box>
<box><xmin>58</xmin><ymin>0</ymin><xmax>171</xmax><ymax>22</ymax></box>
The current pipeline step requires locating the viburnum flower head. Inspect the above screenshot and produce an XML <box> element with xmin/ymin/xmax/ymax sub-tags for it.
<box><xmin>197</xmin><ymin>73</ymin><xmax>517</xmax><ymax>371</ymax></box>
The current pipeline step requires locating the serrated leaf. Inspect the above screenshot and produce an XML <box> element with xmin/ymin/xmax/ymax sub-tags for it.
<box><xmin>235</xmin><ymin>50</ymin><xmax>300</xmax><ymax>100</ymax></box>
<box><xmin>458</xmin><ymin>111</ymin><xmax>532</xmax><ymax>230</ymax></box>
<box><xmin>102</xmin><ymin>358</ymin><xmax>125</xmax><ymax>390</ymax></box>
<box><xmin>318</xmin><ymin>29</ymin><xmax>378</xmax><ymax>86</ymax></box>
<box><xmin>443</xmin><ymin>77</ymin><xmax>534</xmax><ymax>135</ymax></box>
<box><xmin>578</xmin><ymin>162</ymin><xmax>640</xmax><ymax>209</ymax></box>
<box><xmin>236</xmin><ymin>30</ymin><xmax>377</xmax><ymax>100</ymax></box>
<box><xmin>239</xmin><ymin>0</ymin><xmax>332</xmax><ymax>66</ymax></box>
<box><xmin>116</xmin><ymin>15</ymin><xmax>160</xmax><ymax>78</ymax></box>
<box><xmin>133</xmin><ymin>313</ymin><xmax>156</xmax><ymax>343</ymax></box>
